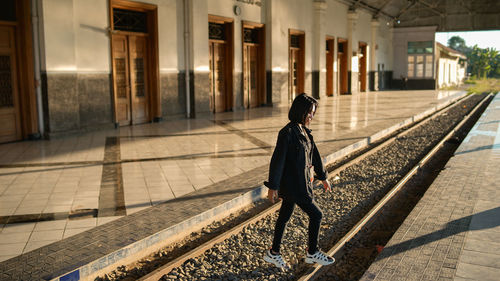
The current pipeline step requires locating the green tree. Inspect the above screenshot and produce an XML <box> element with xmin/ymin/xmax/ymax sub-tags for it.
<box><xmin>447</xmin><ymin>35</ymin><xmax>500</xmax><ymax>79</ymax></box>
<box><xmin>469</xmin><ymin>46</ymin><xmax>499</xmax><ymax>78</ymax></box>
<box><xmin>447</xmin><ymin>36</ymin><xmax>469</xmax><ymax>53</ymax></box>
<box><xmin>490</xmin><ymin>48</ymin><xmax>500</xmax><ymax>78</ymax></box>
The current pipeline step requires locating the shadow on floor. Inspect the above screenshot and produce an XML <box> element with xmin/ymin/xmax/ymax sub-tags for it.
<box><xmin>378</xmin><ymin>206</ymin><xmax>500</xmax><ymax>260</ymax></box>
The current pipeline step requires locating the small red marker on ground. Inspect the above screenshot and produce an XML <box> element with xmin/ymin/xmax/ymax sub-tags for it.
<box><xmin>376</xmin><ymin>245</ymin><xmax>384</xmax><ymax>253</ymax></box>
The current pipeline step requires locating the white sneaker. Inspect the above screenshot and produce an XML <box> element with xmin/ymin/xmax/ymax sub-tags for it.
<box><xmin>305</xmin><ymin>250</ymin><xmax>335</xmax><ymax>265</ymax></box>
<box><xmin>264</xmin><ymin>249</ymin><xmax>290</xmax><ymax>270</ymax></box>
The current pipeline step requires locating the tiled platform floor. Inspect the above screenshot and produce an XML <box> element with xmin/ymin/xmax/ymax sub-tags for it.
<box><xmin>0</xmin><ymin>90</ymin><xmax>466</xmax><ymax>279</ymax></box>
<box><xmin>361</xmin><ymin>93</ymin><xmax>500</xmax><ymax>281</ymax></box>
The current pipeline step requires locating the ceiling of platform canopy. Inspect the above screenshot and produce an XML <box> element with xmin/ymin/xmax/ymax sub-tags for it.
<box><xmin>334</xmin><ymin>0</ymin><xmax>500</xmax><ymax>31</ymax></box>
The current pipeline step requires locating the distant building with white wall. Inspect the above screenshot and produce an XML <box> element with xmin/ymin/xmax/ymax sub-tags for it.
<box><xmin>392</xmin><ymin>26</ymin><xmax>467</xmax><ymax>90</ymax></box>
<box><xmin>392</xmin><ymin>26</ymin><xmax>437</xmax><ymax>90</ymax></box>
<box><xmin>435</xmin><ymin>42</ymin><xmax>467</xmax><ymax>88</ymax></box>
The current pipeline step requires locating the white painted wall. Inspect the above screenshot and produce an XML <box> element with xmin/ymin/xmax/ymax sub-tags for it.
<box><xmin>208</xmin><ymin>0</ymin><xmax>262</xmax><ymax>21</ymax></box>
<box><xmin>73</xmin><ymin>0</ymin><xmax>109</xmax><ymax>73</ymax></box>
<box><xmin>438</xmin><ymin>57</ymin><xmax>461</xmax><ymax>88</ymax></box>
<box><xmin>451</xmin><ymin>60</ymin><xmax>457</xmax><ymax>83</ymax></box>
<box><xmin>457</xmin><ymin>63</ymin><xmax>466</xmax><ymax>84</ymax></box>
<box><xmin>356</xmin><ymin>11</ymin><xmax>371</xmax><ymax>45</ymax></box>
<box><xmin>438</xmin><ymin>59</ymin><xmax>445</xmax><ymax>86</ymax></box>
<box><xmin>41</xmin><ymin>0</ymin><xmax>77</xmax><ymax>72</ymax></box>
<box><xmin>325</xmin><ymin>0</ymin><xmax>348</xmax><ymax>39</ymax></box>
<box><xmin>377</xmin><ymin>20</ymin><xmax>393</xmax><ymax>71</ymax></box>
<box><xmin>155</xmin><ymin>0</ymin><xmax>180</xmax><ymax>73</ymax></box>
<box><xmin>41</xmin><ymin>0</ymin><xmax>180</xmax><ymax>73</ymax></box>
<box><xmin>39</xmin><ymin>0</ymin><xmax>400</xmax><ymax>111</ymax></box>
<box><xmin>191</xmin><ymin>0</ymin><xmax>209</xmax><ymax>73</ymax></box>
<box><xmin>393</xmin><ymin>26</ymin><xmax>436</xmax><ymax>79</ymax></box>
<box><xmin>38</xmin><ymin>0</ymin><xmax>397</xmax><ymax>77</ymax></box>
<box><xmin>357</xmin><ymin>10</ymin><xmax>371</xmax><ymax>90</ymax></box>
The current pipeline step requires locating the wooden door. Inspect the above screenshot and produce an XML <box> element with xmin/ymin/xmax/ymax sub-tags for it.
<box><xmin>244</xmin><ymin>44</ymin><xmax>259</xmax><ymax>108</ymax></box>
<box><xmin>112</xmin><ymin>34</ymin><xmax>131</xmax><ymax>125</ymax></box>
<box><xmin>209</xmin><ymin>42</ymin><xmax>213</xmax><ymax>111</ymax></box>
<box><xmin>0</xmin><ymin>26</ymin><xmax>22</xmax><ymax>143</ymax></box>
<box><xmin>337</xmin><ymin>53</ymin><xmax>343</xmax><ymax>94</ymax></box>
<box><xmin>338</xmin><ymin>40</ymin><xmax>348</xmax><ymax>94</ymax></box>
<box><xmin>289</xmin><ymin>48</ymin><xmax>301</xmax><ymax>102</ymax></box>
<box><xmin>326</xmin><ymin>39</ymin><xmax>334</xmax><ymax>96</ymax></box>
<box><xmin>209</xmin><ymin>41</ymin><xmax>227</xmax><ymax>113</ymax></box>
<box><xmin>129</xmin><ymin>35</ymin><xmax>148</xmax><ymax>124</ymax></box>
<box><xmin>289</xmin><ymin>32</ymin><xmax>304</xmax><ymax>103</ymax></box>
<box><xmin>359</xmin><ymin>43</ymin><xmax>367</xmax><ymax>92</ymax></box>
<box><xmin>112</xmin><ymin>34</ymin><xmax>149</xmax><ymax>125</ymax></box>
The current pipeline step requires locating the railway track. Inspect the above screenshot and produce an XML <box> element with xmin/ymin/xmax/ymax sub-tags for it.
<box><xmin>300</xmin><ymin>93</ymin><xmax>492</xmax><ymax>281</ymax></box>
<box><xmin>98</xmin><ymin>92</ymin><xmax>492</xmax><ymax>281</ymax></box>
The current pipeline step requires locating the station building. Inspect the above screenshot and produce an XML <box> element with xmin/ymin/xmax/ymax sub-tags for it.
<box><xmin>435</xmin><ymin>42</ymin><xmax>467</xmax><ymax>89</ymax></box>
<box><xmin>0</xmin><ymin>0</ymin><xmax>474</xmax><ymax>143</ymax></box>
<box><xmin>392</xmin><ymin>26</ymin><xmax>467</xmax><ymax>90</ymax></box>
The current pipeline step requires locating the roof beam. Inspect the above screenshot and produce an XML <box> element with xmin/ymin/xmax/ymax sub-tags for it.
<box><xmin>457</xmin><ymin>0</ymin><xmax>472</xmax><ymax>15</ymax></box>
<box><xmin>350</xmin><ymin>0</ymin><xmax>362</xmax><ymax>9</ymax></box>
<box><xmin>374</xmin><ymin>0</ymin><xmax>393</xmax><ymax>18</ymax></box>
<box><xmin>336</xmin><ymin>0</ymin><xmax>395</xmax><ymax>19</ymax></box>
<box><xmin>396</xmin><ymin>0</ymin><xmax>418</xmax><ymax>19</ymax></box>
<box><xmin>418</xmin><ymin>0</ymin><xmax>444</xmax><ymax>17</ymax></box>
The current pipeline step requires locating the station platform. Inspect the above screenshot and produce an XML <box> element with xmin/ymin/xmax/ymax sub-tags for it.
<box><xmin>0</xmin><ymin>90</ymin><xmax>467</xmax><ymax>280</ymax></box>
<box><xmin>361</xmin><ymin>93</ymin><xmax>500</xmax><ymax>281</ymax></box>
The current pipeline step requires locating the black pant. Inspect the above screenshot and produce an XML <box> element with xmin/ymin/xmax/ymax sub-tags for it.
<box><xmin>271</xmin><ymin>199</ymin><xmax>323</xmax><ymax>255</ymax></box>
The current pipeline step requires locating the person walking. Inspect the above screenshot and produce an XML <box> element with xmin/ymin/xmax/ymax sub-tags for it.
<box><xmin>263</xmin><ymin>93</ymin><xmax>335</xmax><ymax>270</ymax></box>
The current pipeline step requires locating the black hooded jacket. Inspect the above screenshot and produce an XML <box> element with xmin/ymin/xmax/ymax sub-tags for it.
<box><xmin>264</xmin><ymin>122</ymin><xmax>328</xmax><ymax>203</ymax></box>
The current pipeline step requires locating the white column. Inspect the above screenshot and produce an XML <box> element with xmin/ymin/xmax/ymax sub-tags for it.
<box><xmin>189</xmin><ymin>0</ymin><xmax>210</xmax><ymax>113</ymax></box>
<box><xmin>370</xmin><ymin>18</ymin><xmax>380</xmax><ymax>91</ymax></box>
<box><xmin>265</xmin><ymin>0</ymin><xmax>275</xmax><ymax>104</ymax></box>
<box><xmin>312</xmin><ymin>0</ymin><xmax>327</xmax><ymax>99</ymax></box>
<box><xmin>347</xmin><ymin>10</ymin><xmax>358</xmax><ymax>94</ymax></box>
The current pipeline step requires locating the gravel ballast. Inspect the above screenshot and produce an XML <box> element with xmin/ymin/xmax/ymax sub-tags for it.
<box><xmin>99</xmin><ymin>93</ymin><xmax>489</xmax><ymax>281</ymax></box>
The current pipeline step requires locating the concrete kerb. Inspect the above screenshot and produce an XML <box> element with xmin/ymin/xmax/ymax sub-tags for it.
<box><xmin>50</xmin><ymin>91</ymin><xmax>467</xmax><ymax>281</ymax></box>
<box><xmin>51</xmin><ymin>186</ymin><xmax>268</xmax><ymax>281</ymax></box>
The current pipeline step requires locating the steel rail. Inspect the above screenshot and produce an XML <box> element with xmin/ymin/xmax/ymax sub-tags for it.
<box><xmin>134</xmin><ymin>93</ymin><xmax>483</xmax><ymax>281</ymax></box>
<box><xmin>138</xmin><ymin>202</ymin><xmax>284</xmax><ymax>281</ymax></box>
<box><xmin>298</xmin><ymin>93</ymin><xmax>493</xmax><ymax>281</ymax></box>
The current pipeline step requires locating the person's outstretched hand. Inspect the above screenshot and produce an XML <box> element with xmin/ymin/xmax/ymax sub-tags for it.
<box><xmin>322</xmin><ymin>180</ymin><xmax>331</xmax><ymax>192</ymax></box>
<box><xmin>268</xmin><ymin>189</ymin><xmax>279</xmax><ymax>203</ymax></box>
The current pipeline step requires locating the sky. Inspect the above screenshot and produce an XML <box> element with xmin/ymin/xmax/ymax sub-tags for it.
<box><xmin>435</xmin><ymin>30</ymin><xmax>500</xmax><ymax>50</ymax></box>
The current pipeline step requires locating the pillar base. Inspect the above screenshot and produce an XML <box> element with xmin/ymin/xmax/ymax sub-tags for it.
<box><xmin>312</xmin><ymin>71</ymin><xmax>320</xmax><ymax>99</ymax></box>
<box><xmin>28</xmin><ymin>133</ymin><xmax>41</xmax><ymax>140</ymax></box>
<box><xmin>344</xmin><ymin>71</ymin><xmax>351</xmax><ymax>94</ymax></box>
<box><xmin>369</xmin><ymin>71</ymin><xmax>378</xmax><ymax>91</ymax></box>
